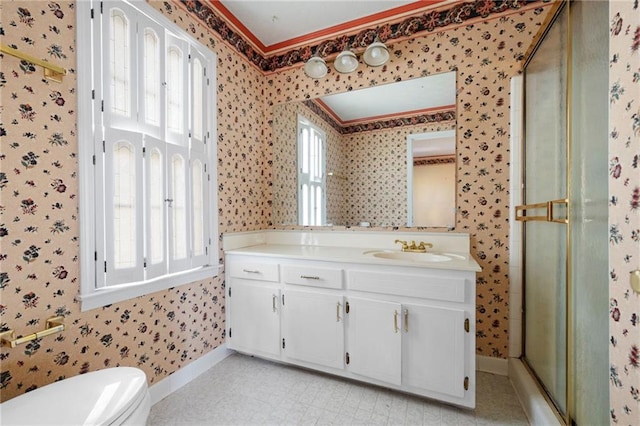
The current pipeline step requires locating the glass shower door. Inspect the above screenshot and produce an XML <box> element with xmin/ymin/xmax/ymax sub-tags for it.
<box><xmin>519</xmin><ymin>4</ymin><xmax>568</xmax><ymax>416</ymax></box>
<box><xmin>519</xmin><ymin>2</ymin><xmax>609</xmax><ymax>422</ymax></box>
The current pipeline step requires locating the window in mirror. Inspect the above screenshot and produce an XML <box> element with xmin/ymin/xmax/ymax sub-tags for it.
<box><xmin>298</xmin><ymin>115</ymin><xmax>326</xmax><ymax>226</ymax></box>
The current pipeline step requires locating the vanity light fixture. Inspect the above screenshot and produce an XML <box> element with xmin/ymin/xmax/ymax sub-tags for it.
<box><xmin>333</xmin><ymin>49</ymin><xmax>359</xmax><ymax>74</ymax></box>
<box><xmin>303</xmin><ymin>37</ymin><xmax>390</xmax><ymax>79</ymax></box>
<box><xmin>362</xmin><ymin>37</ymin><xmax>390</xmax><ymax>67</ymax></box>
<box><xmin>303</xmin><ymin>55</ymin><xmax>328</xmax><ymax>79</ymax></box>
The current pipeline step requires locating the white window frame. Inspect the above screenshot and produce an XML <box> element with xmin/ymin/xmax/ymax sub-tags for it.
<box><xmin>297</xmin><ymin>115</ymin><xmax>327</xmax><ymax>226</ymax></box>
<box><xmin>77</xmin><ymin>0</ymin><xmax>219</xmax><ymax>311</ymax></box>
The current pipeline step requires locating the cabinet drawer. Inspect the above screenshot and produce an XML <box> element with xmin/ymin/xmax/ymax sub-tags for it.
<box><xmin>282</xmin><ymin>265</ymin><xmax>343</xmax><ymax>289</ymax></box>
<box><xmin>347</xmin><ymin>270</ymin><xmax>466</xmax><ymax>303</ymax></box>
<box><xmin>228</xmin><ymin>261</ymin><xmax>279</xmax><ymax>282</ymax></box>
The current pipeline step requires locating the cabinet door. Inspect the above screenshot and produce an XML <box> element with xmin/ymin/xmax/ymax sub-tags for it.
<box><xmin>227</xmin><ymin>280</ymin><xmax>281</xmax><ymax>358</ymax></box>
<box><xmin>282</xmin><ymin>289</ymin><xmax>344</xmax><ymax>370</ymax></box>
<box><xmin>346</xmin><ymin>297</ymin><xmax>401</xmax><ymax>385</ymax></box>
<box><xmin>402</xmin><ymin>303</ymin><xmax>466</xmax><ymax>398</ymax></box>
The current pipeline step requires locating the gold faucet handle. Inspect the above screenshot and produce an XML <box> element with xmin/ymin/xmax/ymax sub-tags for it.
<box><xmin>394</xmin><ymin>239</ymin><xmax>409</xmax><ymax>251</ymax></box>
<box><xmin>417</xmin><ymin>241</ymin><xmax>433</xmax><ymax>250</ymax></box>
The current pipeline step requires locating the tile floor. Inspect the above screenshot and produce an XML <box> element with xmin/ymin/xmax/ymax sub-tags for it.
<box><xmin>149</xmin><ymin>353</ymin><xmax>529</xmax><ymax>425</ymax></box>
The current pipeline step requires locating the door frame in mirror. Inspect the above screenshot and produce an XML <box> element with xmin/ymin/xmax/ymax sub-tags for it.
<box><xmin>406</xmin><ymin>129</ymin><xmax>456</xmax><ymax>227</ymax></box>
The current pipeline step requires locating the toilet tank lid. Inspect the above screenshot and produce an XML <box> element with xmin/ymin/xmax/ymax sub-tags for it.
<box><xmin>0</xmin><ymin>367</ymin><xmax>148</xmax><ymax>426</ymax></box>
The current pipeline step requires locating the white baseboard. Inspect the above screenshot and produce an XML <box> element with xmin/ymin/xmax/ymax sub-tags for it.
<box><xmin>149</xmin><ymin>344</ymin><xmax>233</xmax><ymax>405</ymax></box>
<box><xmin>476</xmin><ymin>355</ymin><xmax>509</xmax><ymax>376</ymax></box>
<box><xmin>509</xmin><ymin>358</ymin><xmax>561</xmax><ymax>426</ymax></box>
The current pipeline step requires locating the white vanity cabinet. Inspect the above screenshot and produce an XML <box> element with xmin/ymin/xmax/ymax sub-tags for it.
<box><xmin>281</xmin><ymin>289</ymin><xmax>345</xmax><ymax>369</ymax></box>
<box><xmin>344</xmin><ymin>297</ymin><xmax>468</xmax><ymax>399</ymax></box>
<box><xmin>346</xmin><ymin>268</ymin><xmax>472</xmax><ymax>403</ymax></box>
<box><xmin>281</xmin><ymin>263</ymin><xmax>345</xmax><ymax>369</ymax></box>
<box><xmin>226</xmin><ymin>259</ymin><xmax>281</xmax><ymax>358</ymax></box>
<box><xmin>400</xmin><ymin>303</ymin><xmax>467</xmax><ymax>398</ymax></box>
<box><xmin>345</xmin><ymin>297</ymin><xmax>402</xmax><ymax>385</ymax></box>
<box><xmin>225</xmin><ymin>252</ymin><xmax>476</xmax><ymax>408</ymax></box>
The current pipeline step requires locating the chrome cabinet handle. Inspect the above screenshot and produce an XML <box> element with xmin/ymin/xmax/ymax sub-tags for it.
<box><xmin>243</xmin><ymin>269</ymin><xmax>260</xmax><ymax>274</ymax></box>
<box><xmin>272</xmin><ymin>294</ymin><xmax>277</xmax><ymax>313</ymax></box>
<box><xmin>394</xmin><ymin>310</ymin><xmax>399</xmax><ymax>333</ymax></box>
<box><xmin>300</xmin><ymin>275</ymin><xmax>320</xmax><ymax>280</ymax></box>
<box><xmin>336</xmin><ymin>302</ymin><xmax>342</xmax><ymax>322</ymax></box>
<box><xmin>404</xmin><ymin>309</ymin><xmax>409</xmax><ymax>332</ymax></box>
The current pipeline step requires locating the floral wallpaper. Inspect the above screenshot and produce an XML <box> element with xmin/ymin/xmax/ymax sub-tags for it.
<box><xmin>0</xmin><ymin>0</ymin><xmax>266</xmax><ymax>401</ymax></box>
<box><xmin>608</xmin><ymin>1</ymin><xmax>640</xmax><ymax>424</ymax></box>
<box><xmin>2</xmin><ymin>0</ymin><xmax>635</xmax><ymax>422</ymax></box>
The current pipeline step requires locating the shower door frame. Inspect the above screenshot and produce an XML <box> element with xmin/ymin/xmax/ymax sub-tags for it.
<box><xmin>517</xmin><ymin>1</ymin><xmax>572</xmax><ymax>424</ymax></box>
<box><xmin>518</xmin><ymin>1</ymin><xmax>609</xmax><ymax>424</ymax></box>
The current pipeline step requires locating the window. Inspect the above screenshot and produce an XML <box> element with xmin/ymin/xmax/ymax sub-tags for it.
<box><xmin>297</xmin><ymin>116</ymin><xmax>326</xmax><ymax>226</ymax></box>
<box><xmin>77</xmin><ymin>0</ymin><xmax>218</xmax><ymax>311</ymax></box>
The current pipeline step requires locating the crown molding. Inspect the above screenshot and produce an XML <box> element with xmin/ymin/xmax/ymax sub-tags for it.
<box><xmin>172</xmin><ymin>0</ymin><xmax>552</xmax><ymax>73</ymax></box>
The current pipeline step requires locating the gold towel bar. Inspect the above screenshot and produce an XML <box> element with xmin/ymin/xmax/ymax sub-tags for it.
<box><xmin>0</xmin><ymin>43</ymin><xmax>67</xmax><ymax>83</ymax></box>
<box><xmin>0</xmin><ymin>316</ymin><xmax>65</xmax><ymax>348</ymax></box>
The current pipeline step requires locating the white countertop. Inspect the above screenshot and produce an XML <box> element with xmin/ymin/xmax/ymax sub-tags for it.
<box><xmin>225</xmin><ymin>244</ymin><xmax>482</xmax><ymax>272</ymax></box>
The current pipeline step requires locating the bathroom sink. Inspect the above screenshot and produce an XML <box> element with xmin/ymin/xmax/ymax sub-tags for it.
<box><xmin>363</xmin><ymin>250</ymin><xmax>465</xmax><ymax>263</ymax></box>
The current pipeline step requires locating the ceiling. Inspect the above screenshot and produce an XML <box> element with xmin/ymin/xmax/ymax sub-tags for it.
<box><xmin>318</xmin><ymin>71</ymin><xmax>455</xmax><ymax>124</ymax></box>
<box><xmin>412</xmin><ymin>133</ymin><xmax>456</xmax><ymax>157</ymax></box>
<box><xmin>212</xmin><ymin>0</ymin><xmax>456</xmax><ymax>137</ymax></box>
<box><xmin>215</xmin><ymin>0</ymin><xmax>449</xmax><ymax>52</ymax></box>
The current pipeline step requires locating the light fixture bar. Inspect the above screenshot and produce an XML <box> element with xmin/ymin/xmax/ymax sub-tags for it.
<box><xmin>304</xmin><ymin>38</ymin><xmax>390</xmax><ymax>78</ymax></box>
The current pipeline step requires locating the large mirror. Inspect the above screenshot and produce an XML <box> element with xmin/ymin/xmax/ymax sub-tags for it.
<box><xmin>272</xmin><ymin>71</ymin><xmax>456</xmax><ymax>227</ymax></box>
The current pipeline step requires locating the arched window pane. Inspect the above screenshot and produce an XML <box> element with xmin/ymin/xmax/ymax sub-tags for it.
<box><xmin>314</xmin><ymin>132</ymin><xmax>323</xmax><ymax>180</ymax></box>
<box><xmin>110</xmin><ymin>9</ymin><xmax>130</xmax><ymax>117</ymax></box>
<box><xmin>298</xmin><ymin>118</ymin><xmax>326</xmax><ymax>227</ymax></box>
<box><xmin>302</xmin><ymin>183</ymin><xmax>309</xmax><ymax>226</ymax></box>
<box><xmin>144</xmin><ymin>29</ymin><xmax>160</xmax><ymax>126</ymax></box>
<box><xmin>171</xmin><ymin>154</ymin><xmax>187</xmax><ymax>259</ymax></box>
<box><xmin>149</xmin><ymin>149</ymin><xmax>163</xmax><ymax>264</ymax></box>
<box><xmin>192</xmin><ymin>160</ymin><xmax>204</xmax><ymax>256</ymax></box>
<box><xmin>302</xmin><ymin>128</ymin><xmax>309</xmax><ymax>173</ymax></box>
<box><xmin>113</xmin><ymin>141</ymin><xmax>136</xmax><ymax>268</ymax></box>
<box><xmin>193</xmin><ymin>58</ymin><xmax>203</xmax><ymax>141</ymax></box>
<box><xmin>167</xmin><ymin>47</ymin><xmax>183</xmax><ymax>134</ymax></box>
<box><xmin>309</xmin><ymin>186</ymin><xmax>314</xmax><ymax>226</ymax></box>
<box><xmin>315</xmin><ymin>186</ymin><xmax>322</xmax><ymax>226</ymax></box>
<box><xmin>312</xmin><ymin>131</ymin><xmax>319</xmax><ymax>179</ymax></box>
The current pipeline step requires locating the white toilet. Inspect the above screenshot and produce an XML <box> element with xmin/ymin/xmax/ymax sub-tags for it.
<box><xmin>0</xmin><ymin>367</ymin><xmax>150</xmax><ymax>425</ymax></box>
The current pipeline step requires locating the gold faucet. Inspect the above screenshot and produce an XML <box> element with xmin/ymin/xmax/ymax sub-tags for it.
<box><xmin>395</xmin><ymin>239</ymin><xmax>409</xmax><ymax>251</ymax></box>
<box><xmin>395</xmin><ymin>240</ymin><xmax>433</xmax><ymax>253</ymax></box>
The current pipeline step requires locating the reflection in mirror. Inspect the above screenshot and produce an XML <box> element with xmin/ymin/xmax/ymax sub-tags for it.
<box><xmin>272</xmin><ymin>71</ymin><xmax>456</xmax><ymax>227</ymax></box>
<box><xmin>297</xmin><ymin>115</ymin><xmax>326</xmax><ymax>226</ymax></box>
<box><xmin>407</xmin><ymin>130</ymin><xmax>456</xmax><ymax>227</ymax></box>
